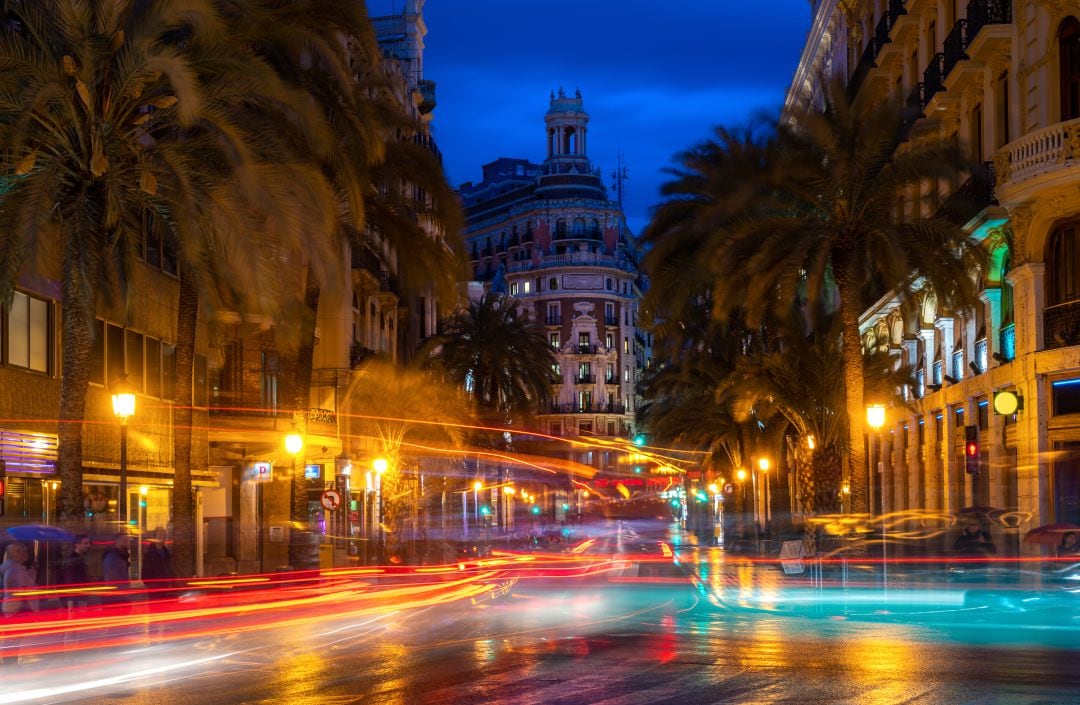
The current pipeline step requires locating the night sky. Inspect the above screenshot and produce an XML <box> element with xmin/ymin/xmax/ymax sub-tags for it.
<box><xmin>368</xmin><ymin>1</ymin><xmax>812</xmax><ymax>234</ymax></box>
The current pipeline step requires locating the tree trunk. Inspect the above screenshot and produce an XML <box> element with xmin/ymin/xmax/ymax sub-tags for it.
<box><xmin>288</xmin><ymin>270</ymin><xmax>320</xmax><ymax>569</ymax></box>
<box><xmin>839</xmin><ymin>285</ymin><xmax>868</xmax><ymax>515</ymax></box>
<box><xmin>171</xmin><ymin>267</ymin><xmax>198</xmax><ymax>577</ymax></box>
<box><xmin>56</xmin><ymin>267</ymin><xmax>94</xmax><ymax>529</ymax></box>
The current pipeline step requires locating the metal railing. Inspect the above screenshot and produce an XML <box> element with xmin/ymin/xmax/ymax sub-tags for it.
<box><xmin>548</xmin><ymin>403</ymin><xmax>627</xmax><ymax>415</ymax></box>
<box><xmin>942</xmin><ymin>20</ymin><xmax>968</xmax><ymax>78</ymax></box>
<box><xmin>966</xmin><ymin>0</ymin><xmax>1012</xmax><ymax>43</ymax></box>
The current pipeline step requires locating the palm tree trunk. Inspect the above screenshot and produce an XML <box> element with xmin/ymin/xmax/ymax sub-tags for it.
<box><xmin>288</xmin><ymin>270</ymin><xmax>320</xmax><ymax>568</ymax></box>
<box><xmin>839</xmin><ymin>285</ymin><xmax>868</xmax><ymax>515</ymax></box>
<box><xmin>171</xmin><ymin>267</ymin><xmax>198</xmax><ymax>577</ymax></box>
<box><xmin>56</xmin><ymin>267</ymin><xmax>94</xmax><ymax>529</ymax></box>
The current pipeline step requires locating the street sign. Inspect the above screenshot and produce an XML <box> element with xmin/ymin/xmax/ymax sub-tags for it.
<box><xmin>304</xmin><ymin>464</ymin><xmax>321</xmax><ymax>480</ymax></box>
<box><xmin>252</xmin><ymin>462</ymin><xmax>272</xmax><ymax>482</ymax></box>
<box><xmin>320</xmin><ymin>489</ymin><xmax>343</xmax><ymax>511</ymax></box>
<box><xmin>723</xmin><ymin>483</ymin><xmax>734</xmax><ymax>495</ymax></box>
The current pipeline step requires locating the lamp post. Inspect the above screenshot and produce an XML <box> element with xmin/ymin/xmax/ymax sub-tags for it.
<box><xmin>866</xmin><ymin>403</ymin><xmax>887</xmax><ymax>593</ymax></box>
<box><xmin>111</xmin><ymin>374</ymin><xmax>136</xmax><ymax>526</ymax></box>
<box><xmin>757</xmin><ymin>457</ymin><xmax>771</xmax><ymax>529</ymax></box>
<box><xmin>284</xmin><ymin>428</ymin><xmax>303</xmax><ymax>566</ymax></box>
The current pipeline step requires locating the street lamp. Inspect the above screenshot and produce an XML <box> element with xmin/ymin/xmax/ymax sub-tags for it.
<box><xmin>866</xmin><ymin>403</ymin><xmax>888</xmax><ymax>590</ymax></box>
<box><xmin>111</xmin><ymin>373</ymin><xmax>136</xmax><ymax>524</ymax></box>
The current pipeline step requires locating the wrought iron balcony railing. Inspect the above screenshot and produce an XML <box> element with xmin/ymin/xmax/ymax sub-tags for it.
<box><xmin>942</xmin><ymin>20</ymin><xmax>968</xmax><ymax>78</ymax></box>
<box><xmin>966</xmin><ymin>0</ymin><xmax>1012</xmax><ymax>43</ymax></box>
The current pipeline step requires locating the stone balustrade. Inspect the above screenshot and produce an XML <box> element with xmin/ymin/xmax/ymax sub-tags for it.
<box><xmin>995</xmin><ymin>118</ymin><xmax>1080</xmax><ymax>185</ymax></box>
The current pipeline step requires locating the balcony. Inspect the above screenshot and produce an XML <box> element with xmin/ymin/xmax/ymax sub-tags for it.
<box><xmin>994</xmin><ymin>118</ymin><xmax>1080</xmax><ymax>194</ymax></box>
<box><xmin>966</xmin><ymin>0</ymin><xmax>1012</xmax><ymax>47</ymax></box>
<box><xmin>506</xmin><ymin>251</ymin><xmax>638</xmax><ymax>275</ymax></box>
<box><xmin>939</xmin><ymin>161</ymin><xmax>997</xmax><ymax>224</ymax></box>
<box><xmin>1045</xmin><ymin>301</ymin><xmax>1080</xmax><ymax>350</ymax></box>
<box><xmin>604</xmin><ymin>374</ymin><xmax>619</xmax><ymax>385</ymax></box>
<box><xmin>604</xmin><ymin>316</ymin><xmax>618</xmax><ymax>326</ymax></box>
<box><xmin>548</xmin><ymin>403</ymin><xmax>627</xmax><ymax>415</ymax></box>
<box><xmin>575</xmin><ymin>374</ymin><xmax>596</xmax><ymax>385</ymax></box>
<box><xmin>942</xmin><ymin>20</ymin><xmax>968</xmax><ymax>78</ymax></box>
<box><xmin>999</xmin><ymin>323</ymin><xmax>1015</xmax><ymax>361</ymax></box>
<box><xmin>416</xmin><ymin>79</ymin><xmax>436</xmax><ymax>115</ymax></box>
<box><xmin>847</xmin><ymin>37</ymin><xmax>878</xmax><ymax>101</ymax></box>
<box><xmin>545</xmin><ymin>316</ymin><xmax>562</xmax><ymax>326</ymax></box>
<box><xmin>575</xmin><ymin>344</ymin><xmax>600</xmax><ymax>355</ymax></box>
<box><xmin>922</xmin><ymin>53</ymin><xmax>947</xmax><ymax>105</ymax></box>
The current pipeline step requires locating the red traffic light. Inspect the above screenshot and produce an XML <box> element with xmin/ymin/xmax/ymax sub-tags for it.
<box><xmin>965</xmin><ymin>441</ymin><xmax>979</xmax><ymax>457</ymax></box>
<box><xmin>0</xmin><ymin>479</ymin><xmax>5</xmax><ymax>495</ymax></box>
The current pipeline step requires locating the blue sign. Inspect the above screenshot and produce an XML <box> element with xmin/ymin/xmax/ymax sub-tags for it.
<box><xmin>304</xmin><ymin>464</ymin><xmax>322</xmax><ymax>480</ymax></box>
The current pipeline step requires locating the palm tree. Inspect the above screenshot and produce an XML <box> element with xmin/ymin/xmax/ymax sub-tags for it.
<box><xmin>649</xmin><ymin>79</ymin><xmax>982</xmax><ymax>515</ymax></box>
<box><xmin>0</xmin><ymin>0</ymin><xmax>327</xmax><ymax>529</ymax></box>
<box><xmin>729</xmin><ymin>307</ymin><xmax>911</xmax><ymax>518</ymax></box>
<box><xmin>215</xmin><ymin>2</ymin><xmax>466</xmax><ymax>567</ymax></box>
<box><xmin>429</xmin><ymin>294</ymin><xmax>556</xmax><ymax>424</ymax></box>
<box><xmin>342</xmin><ymin>359</ymin><xmax>472</xmax><ymax>562</ymax></box>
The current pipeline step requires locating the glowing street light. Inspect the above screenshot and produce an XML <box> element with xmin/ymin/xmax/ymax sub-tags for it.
<box><xmin>757</xmin><ymin>457</ymin><xmax>771</xmax><ymax>473</ymax></box>
<box><xmin>373</xmin><ymin>457</ymin><xmax>389</xmax><ymax>474</ymax></box>
<box><xmin>735</xmin><ymin>468</ymin><xmax>747</xmax><ymax>482</ymax></box>
<box><xmin>502</xmin><ymin>485</ymin><xmax>516</xmax><ymax>495</ymax></box>
<box><xmin>473</xmin><ymin>480</ymin><xmax>483</xmax><ymax>491</ymax></box>
<box><xmin>866</xmin><ymin>403</ymin><xmax>886</xmax><ymax>431</ymax></box>
<box><xmin>807</xmin><ymin>435</ymin><xmax>816</xmax><ymax>450</ymax></box>
<box><xmin>284</xmin><ymin>432</ymin><xmax>304</xmax><ymax>456</ymax></box>
<box><xmin>111</xmin><ymin>373</ymin><xmax>137</xmax><ymax>523</ymax></box>
<box><xmin>708</xmin><ymin>483</ymin><xmax>719</xmax><ymax>494</ymax></box>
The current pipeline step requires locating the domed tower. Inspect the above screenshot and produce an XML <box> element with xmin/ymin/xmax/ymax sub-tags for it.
<box><xmin>537</xmin><ymin>87</ymin><xmax>605</xmax><ymax>198</ymax></box>
<box><xmin>545</xmin><ymin>87</ymin><xmax>589</xmax><ymax>164</ymax></box>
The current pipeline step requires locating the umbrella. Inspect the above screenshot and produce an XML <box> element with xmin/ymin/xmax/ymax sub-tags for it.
<box><xmin>4</xmin><ymin>524</ymin><xmax>74</xmax><ymax>543</ymax></box>
<box><xmin>959</xmin><ymin>506</ymin><xmax>1003</xmax><ymax>516</ymax></box>
<box><xmin>1023</xmin><ymin>523</ymin><xmax>1080</xmax><ymax>546</ymax></box>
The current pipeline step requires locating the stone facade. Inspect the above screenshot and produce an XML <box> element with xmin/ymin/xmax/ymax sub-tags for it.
<box><xmin>460</xmin><ymin>89</ymin><xmax>650</xmax><ymax>479</ymax></box>
<box><xmin>790</xmin><ymin>0</ymin><xmax>1080</xmax><ymax>552</ymax></box>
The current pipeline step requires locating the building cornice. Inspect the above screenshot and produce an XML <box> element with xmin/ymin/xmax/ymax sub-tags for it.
<box><xmin>784</xmin><ymin>0</ymin><xmax>841</xmax><ymax>123</ymax></box>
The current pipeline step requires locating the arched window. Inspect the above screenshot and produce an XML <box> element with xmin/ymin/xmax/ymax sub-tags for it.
<box><xmin>1062</xmin><ymin>17</ymin><xmax>1080</xmax><ymax>121</ymax></box>
<box><xmin>564</xmin><ymin>127</ymin><xmax>577</xmax><ymax>154</ymax></box>
<box><xmin>555</xmin><ymin>219</ymin><xmax>567</xmax><ymax>238</ymax></box>
<box><xmin>1048</xmin><ymin>222</ymin><xmax>1080</xmax><ymax>305</ymax></box>
<box><xmin>572</xmin><ymin>218</ymin><xmax>585</xmax><ymax>235</ymax></box>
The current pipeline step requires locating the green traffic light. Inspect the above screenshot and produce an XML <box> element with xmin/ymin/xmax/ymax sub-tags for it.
<box><xmin>480</xmin><ymin>505</ymin><xmax>492</xmax><ymax>515</ymax></box>
<box><xmin>530</xmin><ymin>505</ymin><xmax>541</xmax><ymax>515</ymax></box>
<box><xmin>633</xmin><ymin>434</ymin><xmax>646</xmax><ymax>447</ymax></box>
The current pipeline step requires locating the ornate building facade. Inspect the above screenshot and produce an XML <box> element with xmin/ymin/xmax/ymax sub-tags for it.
<box><xmin>788</xmin><ymin>0</ymin><xmax>1080</xmax><ymax>549</ymax></box>
<box><xmin>460</xmin><ymin>89</ymin><xmax>650</xmax><ymax>480</ymax></box>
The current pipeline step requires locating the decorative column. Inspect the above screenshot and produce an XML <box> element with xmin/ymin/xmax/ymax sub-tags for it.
<box><xmin>1007</xmin><ymin>262</ymin><xmax>1045</xmax><ymax>357</ymax></box>
<box><xmin>980</xmin><ymin>287</ymin><xmax>1002</xmax><ymax>365</ymax></box>
<box><xmin>934</xmin><ymin>317</ymin><xmax>954</xmax><ymax>379</ymax></box>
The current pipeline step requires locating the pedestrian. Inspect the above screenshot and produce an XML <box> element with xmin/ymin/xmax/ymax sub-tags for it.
<box><xmin>1059</xmin><ymin>531</ymin><xmax>1080</xmax><ymax>557</ymax></box>
<box><xmin>62</xmin><ymin>534</ymin><xmax>92</xmax><ymax>586</ymax></box>
<box><xmin>102</xmin><ymin>533</ymin><xmax>132</xmax><ymax>583</ymax></box>
<box><xmin>141</xmin><ymin>540</ymin><xmax>174</xmax><ymax>595</ymax></box>
<box><xmin>1</xmin><ymin>542</ymin><xmax>39</xmax><ymax>664</ymax></box>
<box><xmin>101</xmin><ymin>533</ymin><xmax>132</xmax><ymax>613</ymax></box>
<box><xmin>953</xmin><ymin>518</ymin><xmax>996</xmax><ymax>557</ymax></box>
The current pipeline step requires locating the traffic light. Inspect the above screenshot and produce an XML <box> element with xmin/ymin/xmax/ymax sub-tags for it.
<box><xmin>633</xmin><ymin>433</ymin><xmax>646</xmax><ymax>447</ymax></box>
<box><xmin>964</xmin><ymin>426</ymin><xmax>980</xmax><ymax>475</ymax></box>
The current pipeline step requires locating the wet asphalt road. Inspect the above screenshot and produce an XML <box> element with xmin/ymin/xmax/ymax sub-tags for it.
<box><xmin>16</xmin><ymin>569</ymin><xmax>1080</xmax><ymax>705</ymax></box>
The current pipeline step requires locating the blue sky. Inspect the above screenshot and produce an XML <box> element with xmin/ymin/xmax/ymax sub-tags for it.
<box><xmin>369</xmin><ymin>1</ymin><xmax>812</xmax><ymax>234</ymax></box>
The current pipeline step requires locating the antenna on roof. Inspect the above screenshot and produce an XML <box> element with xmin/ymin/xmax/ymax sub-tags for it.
<box><xmin>611</xmin><ymin>152</ymin><xmax>629</xmax><ymax>207</ymax></box>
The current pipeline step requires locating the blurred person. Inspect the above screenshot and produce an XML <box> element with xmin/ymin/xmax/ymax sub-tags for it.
<box><xmin>102</xmin><ymin>533</ymin><xmax>131</xmax><ymax>583</ymax></box>
<box><xmin>953</xmin><ymin>519</ymin><xmax>996</xmax><ymax>557</ymax></box>
<box><xmin>62</xmin><ymin>534</ymin><xmax>92</xmax><ymax>586</ymax></box>
<box><xmin>1</xmin><ymin>542</ymin><xmax>39</xmax><ymax>664</ymax></box>
<box><xmin>1059</xmin><ymin>531</ymin><xmax>1080</xmax><ymax>557</ymax></box>
<box><xmin>141</xmin><ymin>539</ymin><xmax>174</xmax><ymax>637</ymax></box>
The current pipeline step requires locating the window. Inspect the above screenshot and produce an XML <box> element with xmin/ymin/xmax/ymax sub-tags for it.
<box><xmin>510</xmin><ymin>282</ymin><xmax>519</xmax><ymax>296</ymax></box>
<box><xmin>572</xmin><ymin>218</ymin><xmax>585</xmax><ymax>235</ymax></box>
<box><xmin>162</xmin><ymin>344</ymin><xmax>176</xmax><ymax>400</ymax></box>
<box><xmin>578</xmin><ymin>332</ymin><xmax>590</xmax><ymax>349</ymax></box>
<box><xmin>970</xmin><ymin>103</ymin><xmax>983</xmax><ymax>162</ymax></box>
<box><xmin>623</xmin><ymin>366</ymin><xmax>630</xmax><ymax>382</ymax></box>
<box><xmin>606</xmin><ymin>332</ymin><xmax>614</xmax><ymax>349</ymax></box>
<box><xmin>605</xmin><ymin>302</ymin><xmax>615</xmax><ymax>324</ymax></box>
<box><xmin>978</xmin><ymin>398</ymin><xmax>990</xmax><ymax>430</ymax></box>
<box><xmin>4</xmin><ymin>291</ymin><xmax>52</xmax><ymax>374</ymax></box>
<box><xmin>145</xmin><ymin>338</ymin><xmax>162</xmax><ymax>398</ymax></box>
<box><xmin>126</xmin><ymin>331</ymin><xmax>144</xmax><ymax>392</ymax></box>
<box><xmin>106</xmin><ymin>323</ymin><xmax>124</xmax><ymax>388</ymax></box>
<box><xmin>522</xmin><ymin>281</ymin><xmax>531</xmax><ymax>294</ymax></box>
<box><xmin>624</xmin><ymin>337</ymin><xmax>629</xmax><ymax>354</ymax></box>
<box><xmin>606</xmin><ymin>278</ymin><xmax>613</xmax><ymax>291</ymax></box>
<box><xmin>549</xmin><ymin>277</ymin><xmax>558</xmax><ymax>290</ymax></box>
<box><xmin>1061</xmin><ymin>17</ymin><xmax>1080</xmax><ymax>121</ymax></box>
<box><xmin>550</xmin><ymin>332</ymin><xmax>559</xmax><ymax>350</ymax></box>
<box><xmin>996</xmin><ymin>72</ymin><xmax>1010</xmax><ymax>148</ymax></box>
<box><xmin>1054</xmin><ymin>378</ymin><xmax>1080</xmax><ymax>415</ymax></box>
<box><xmin>1048</xmin><ymin>221</ymin><xmax>1080</xmax><ymax>305</ymax></box>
